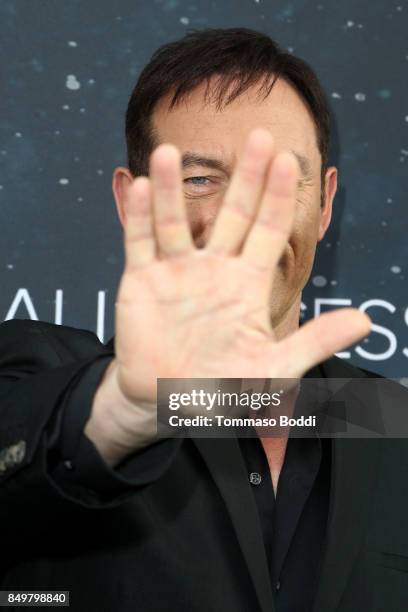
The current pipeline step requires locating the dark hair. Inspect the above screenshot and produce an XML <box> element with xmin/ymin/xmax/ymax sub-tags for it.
<box><xmin>125</xmin><ymin>27</ymin><xmax>330</xmax><ymax>192</ymax></box>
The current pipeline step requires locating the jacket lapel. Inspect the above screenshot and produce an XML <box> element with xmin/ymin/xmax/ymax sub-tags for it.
<box><xmin>312</xmin><ymin>358</ymin><xmax>384</xmax><ymax>612</ymax></box>
<box><xmin>192</xmin><ymin>436</ymin><xmax>275</xmax><ymax>612</ymax></box>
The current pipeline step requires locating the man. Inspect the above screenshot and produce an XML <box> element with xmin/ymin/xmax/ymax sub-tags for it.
<box><xmin>0</xmin><ymin>27</ymin><xmax>407</xmax><ymax>612</ymax></box>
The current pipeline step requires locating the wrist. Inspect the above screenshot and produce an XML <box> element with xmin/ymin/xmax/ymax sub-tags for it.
<box><xmin>85</xmin><ymin>359</ymin><xmax>158</xmax><ymax>466</ymax></box>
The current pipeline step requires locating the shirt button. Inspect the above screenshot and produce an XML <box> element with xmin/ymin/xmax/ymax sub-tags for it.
<box><xmin>63</xmin><ymin>459</ymin><xmax>74</xmax><ymax>470</ymax></box>
<box><xmin>249</xmin><ymin>471</ymin><xmax>262</xmax><ymax>485</ymax></box>
<box><xmin>275</xmin><ymin>580</ymin><xmax>281</xmax><ymax>591</ymax></box>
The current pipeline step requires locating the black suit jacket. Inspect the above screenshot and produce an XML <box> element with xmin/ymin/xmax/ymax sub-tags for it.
<box><xmin>0</xmin><ymin>318</ymin><xmax>408</xmax><ymax>612</ymax></box>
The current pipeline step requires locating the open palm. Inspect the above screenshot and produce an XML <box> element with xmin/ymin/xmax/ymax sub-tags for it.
<box><xmin>114</xmin><ymin>129</ymin><xmax>370</xmax><ymax>404</ymax></box>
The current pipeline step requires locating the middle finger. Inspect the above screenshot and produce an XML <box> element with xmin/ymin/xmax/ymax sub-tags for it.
<box><xmin>206</xmin><ymin>128</ymin><xmax>274</xmax><ymax>255</ymax></box>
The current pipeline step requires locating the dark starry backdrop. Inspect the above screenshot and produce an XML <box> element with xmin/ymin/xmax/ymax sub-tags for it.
<box><xmin>0</xmin><ymin>0</ymin><xmax>407</xmax><ymax>378</ymax></box>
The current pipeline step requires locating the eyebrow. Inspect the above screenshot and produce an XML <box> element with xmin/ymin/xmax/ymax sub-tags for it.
<box><xmin>181</xmin><ymin>150</ymin><xmax>313</xmax><ymax>180</ymax></box>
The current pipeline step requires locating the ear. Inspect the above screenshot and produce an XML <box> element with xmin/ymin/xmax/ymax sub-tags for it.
<box><xmin>112</xmin><ymin>167</ymin><xmax>134</xmax><ymax>229</ymax></box>
<box><xmin>318</xmin><ymin>166</ymin><xmax>337</xmax><ymax>241</ymax></box>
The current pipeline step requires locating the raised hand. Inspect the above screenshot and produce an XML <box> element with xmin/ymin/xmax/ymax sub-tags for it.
<box><xmin>114</xmin><ymin>128</ymin><xmax>370</xmax><ymax>405</ymax></box>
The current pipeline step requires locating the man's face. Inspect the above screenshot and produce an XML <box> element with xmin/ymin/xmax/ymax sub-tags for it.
<box><xmin>147</xmin><ymin>77</ymin><xmax>336</xmax><ymax>329</ymax></box>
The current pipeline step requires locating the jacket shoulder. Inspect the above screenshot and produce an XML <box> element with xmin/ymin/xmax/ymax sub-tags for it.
<box><xmin>321</xmin><ymin>354</ymin><xmax>408</xmax><ymax>402</ymax></box>
<box><xmin>321</xmin><ymin>355</ymin><xmax>384</xmax><ymax>379</ymax></box>
<box><xmin>0</xmin><ymin>319</ymin><xmax>112</xmax><ymax>370</ymax></box>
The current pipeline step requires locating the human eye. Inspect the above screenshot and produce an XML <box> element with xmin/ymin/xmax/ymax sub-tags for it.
<box><xmin>183</xmin><ymin>176</ymin><xmax>212</xmax><ymax>187</ymax></box>
<box><xmin>183</xmin><ymin>175</ymin><xmax>219</xmax><ymax>198</ymax></box>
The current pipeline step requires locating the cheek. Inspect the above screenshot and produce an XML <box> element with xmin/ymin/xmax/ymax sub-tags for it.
<box><xmin>289</xmin><ymin>204</ymin><xmax>321</xmax><ymax>273</ymax></box>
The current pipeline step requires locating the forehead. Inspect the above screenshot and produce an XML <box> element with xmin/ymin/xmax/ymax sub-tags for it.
<box><xmin>151</xmin><ymin>76</ymin><xmax>320</xmax><ymax>168</ymax></box>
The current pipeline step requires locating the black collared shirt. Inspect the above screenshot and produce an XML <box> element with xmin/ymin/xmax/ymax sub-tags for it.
<box><xmin>238</xmin><ymin>433</ymin><xmax>331</xmax><ymax>611</ymax></box>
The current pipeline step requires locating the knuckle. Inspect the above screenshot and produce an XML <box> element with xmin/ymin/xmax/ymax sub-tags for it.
<box><xmin>239</xmin><ymin>160</ymin><xmax>265</xmax><ymax>183</ymax></box>
<box><xmin>225</xmin><ymin>197</ymin><xmax>253</xmax><ymax>219</ymax></box>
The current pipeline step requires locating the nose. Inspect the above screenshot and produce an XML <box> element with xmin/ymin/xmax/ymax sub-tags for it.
<box><xmin>188</xmin><ymin>203</ymin><xmax>220</xmax><ymax>248</ymax></box>
<box><xmin>192</xmin><ymin>223</ymin><xmax>214</xmax><ymax>249</ymax></box>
